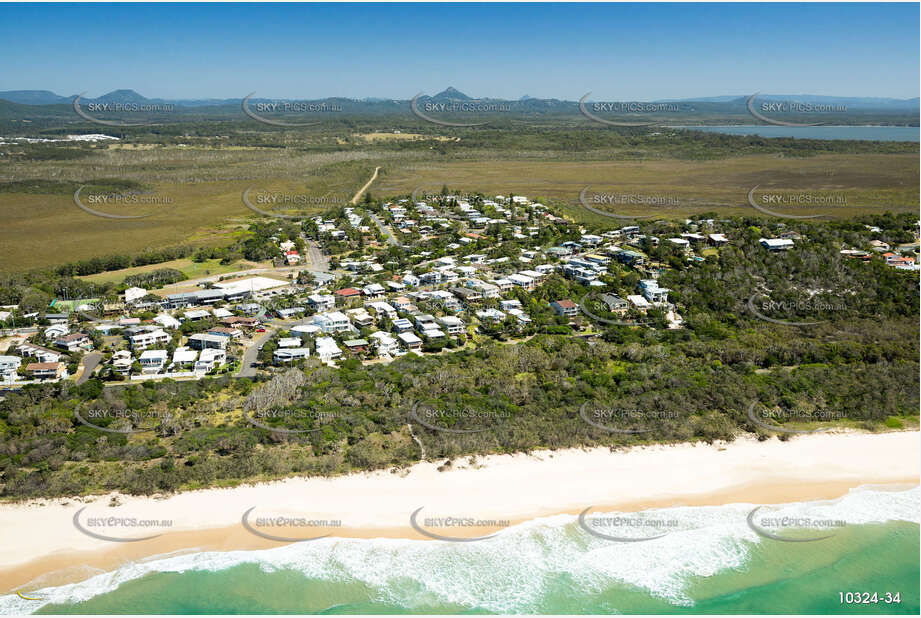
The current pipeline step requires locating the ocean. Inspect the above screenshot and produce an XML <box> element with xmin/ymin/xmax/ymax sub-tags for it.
<box><xmin>671</xmin><ymin>125</ymin><xmax>919</xmax><ymax>142</ymax></box>
<box><xmin>3</xmin><ymin>487</ymin><xmax>918</xmax><ymax>615</ymax></box>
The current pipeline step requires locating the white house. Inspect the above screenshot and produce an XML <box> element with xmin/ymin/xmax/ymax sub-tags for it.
<box><xmin>53</xmin><ymin>332</ymin><xmax>92</xmax><ymax>352</ymax></box>
<box><xmin>639</xmin><ymin>279</ymin><xmax>670</xmax><ymax>304</ymax></box>
<box><xmin>307</xmin><ymin>293</ymin><xmax>336</xmax><ymax>312</ymax></box>
<box><xmin>195</xmin><ymin>348</ymin><xmax>226</xmax><ymax>373</ymax></box>
<box><xmin>124</xmin><ymin>287</ymin><xmax>148</xmax><ymax>304</ymax></box>
<box><xmin>397</xmin><ymin>332</ymin><xmax>423</xmax><ymax>350</ymax></box>
<box><xmin>760</xmin><ymin>238</ymin><xmax>795</xmax><ymax>251</ymax></box>
<box><xmin>139</xmin><ymin>349</ymin><xmax>168</xmax><ymax>374</ymax></box>
<box><xmin>154</xmin><ymin>313</ymin><xmax>181</xmax><ymax>330</ymax></box>
<box><xmin>0</xmin><ymin>356</ymin><xmax>21</xmax><ymax>383</ymax></box>
<box><xmin>369</xmin><ymin>331</ymin><xmax>399</xmax><ymax>356</ymax></box>
<box><xmin>111</xmin><ymin>350</ymin><xmax>133</xmax><ymax>375</ymax></box>
<box><xmin>438</xmin><ymin>316</ymin><xmax>465</xmax><ymax>334</ymax></box>
<box><xmin>130</xmin><ymin>328</ymin><xmax>171</xmax><ymax>351</ymax></box>
<box><xmin>313</xmin><ymin>311</ymin><xmax>352</xmax><ymax>334</ymax></box>
<box><xmin>366</xmin><ymin>301</ymin><xmax>397</xmax><ymax>320</ymax></box>
<box><xmin>315</xmin><ymin>336</ymin><xmax>342</xmax><ymax>362</ymax></box>
<box><xmin>187</xmin><ymin>333</ymin><xmax>228</xmax><ymax>350</ymax></box>
<box><xmin>273</xmin><ymin>347</ymin><xmax>311</xmax><ymax>363</ymax></box>
<box><xmin>172</xmin><ymin>347</ymin><xmax>198</xmax><ymax>368</ymax></box>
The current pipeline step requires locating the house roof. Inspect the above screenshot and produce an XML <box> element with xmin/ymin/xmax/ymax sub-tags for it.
<box><xmin>26</xmin><ymin>362</ymin><xmax>61</xmax><ymax>371</ymax></box>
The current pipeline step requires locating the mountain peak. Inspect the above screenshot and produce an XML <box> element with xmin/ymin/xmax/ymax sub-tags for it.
<box><xmin>97</xmin><ymin>89</ymin><xmax>149</xmax><ymax>103</ymax></box>
<box><xmin>432</xmin><ymin>87</ymin><xmax>471</xmax><ymax>100</ymax></box>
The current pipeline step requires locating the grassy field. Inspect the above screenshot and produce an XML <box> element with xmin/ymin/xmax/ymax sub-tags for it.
<box><xmin>0</xmin><ymin>148</ymin><xmax>384</xmax><ymax>271</ymax></box>
<box><xmin>1</xmin><ymin>142</ymin><xmax>915</xmax><ymax>271</ymax></box>
<box><xmin>377</xmin><ymin>154</ymin><xmax>919</xmax><ymax>224</ymax></box>
<box><xmin>78</xmin><ymin>258</ymin><xmax>268</xmax><ymax>285</ymax></box>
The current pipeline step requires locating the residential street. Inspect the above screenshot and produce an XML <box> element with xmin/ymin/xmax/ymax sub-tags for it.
<box><xmin>76</xmin><ymin>352</ymin><xmax>102</xmax><ymax>385</ymax></box>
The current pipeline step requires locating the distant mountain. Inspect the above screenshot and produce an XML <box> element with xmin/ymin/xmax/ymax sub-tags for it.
<box><xmin>94</xmin><ymin>89</ymin><xmax>150</xmax><ymax>104</ymax></box>
<box><xmin>1</xmin><ymin>88</ymin><xmax>917</xmax><ymax>109</ymax></box>
<box><xmin>666</xmin><ymin>94</ymin><xmax>919</xmax><ymax>109</ymax></box>
<box><xmin>0</xmin><ymin>90</ymin><xmax>71</xmax><ymax>105</ymax></box>
<box><xmin>431</xmin><ymin>87</ymin><xmax>471</xmax><ymax>100</ymax></box>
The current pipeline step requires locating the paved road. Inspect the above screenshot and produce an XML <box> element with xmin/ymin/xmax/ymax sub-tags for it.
<box><xmin>76</xmin><ymin>352</ymin><xmax>103</xmax><ymax>385</ymax></box>
<box><xmin>236</xmin><ymin>329</ymin><xmax>276</xmax><ymax>378</ymax></box>
<box><xmin>369</xmin><ymin>213</ymin><xmax>398</xmax><ymax>246</ymax></box>
<box><xmin>305</xmin><ymin>240</ymin><xmax>330</xmax><ymax>271</ymax></box>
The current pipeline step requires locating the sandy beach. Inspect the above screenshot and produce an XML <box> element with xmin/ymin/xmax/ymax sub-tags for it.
<box><xmin>1</xmin><ymin>430</ymin><xmax>918</xmax><ymax>593</ymax></box>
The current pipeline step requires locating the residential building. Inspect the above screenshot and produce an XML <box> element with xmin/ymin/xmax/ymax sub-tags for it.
<box><xmin>53</xmin><ymin>332</ymin><xmax>92</xmax><ymax>352</ymax></box>
<box><xmin>138</xmin><ymin>350</ymin><xmax>168</xmax><ymax>374</ymax></box>
<box><xmin>195</xmin><ymin>348</ymin><xmax>226</xmax><ymax>373</ymax></box>
<box><xmin>367</xmin><ymin>301</ymin><xmax>397</xmax><ymax>320</ymax></box>
<box><xmin>627</xmin><ymin>295</ymin><xmax>651</xmax><ymax>312</ymax></box>
<box><xmin>273</xmin><ymin>347</ymin><xmax>311</xmax><ymax>363</ymax></box>
<box><xmin>17</xmin><ymin>342</ymin><xmax>63</xmax><ymax>364</ymax></box>
<box><xmin>111</xmin><ymin>350</ymin><xmax>133</xmax><ymax>375</ymax></box>
<box><xmin>307</xmin><ymin>293</ymin><xmax>336</xmax><ymax>312</ymax></box>
<box><xmin>313</xmin><ymin>311</ymin><xmax>353</xmax><ymax>334</ymax></box>
<box><xmin>438</xmin><ymin>316</ymin><xmax>465</xmax><ymax>334</ymax></box>
<box><xmin>397</xmin><ymin>332</ymin><xmax>423</xmax><ymax>350</ymax></box>
<box><xmin>172</xmin><ymin>347</ymin><xmax>198</xmax><ymax>368</ymax></box>
<box><xmin>369</xmin><ymin>331</ymin><xmax>399</xmax><ymax>356</ymax></box>
<box><xmin>26</xmin><ymin>361</ymin><xmax>66</xmax><ymax>380</ymax></box>
<box><xmin>551</xmin><ymin>299</ymin><xmax>579</xmax><ymax>317</ymax></box>
<box><xmin>187</xmin><ymin>333</ymin><xmax>228</xmax><ymax>350</ymax></box>
<box><xmin>760</xmin><ymin>238</ymin><xmax>795</xmax><ymax>251</ymax></box>
<box><xmin>0</xmin><ymin>356</ymin><xmax>21</xmax><ymax>382</ymax></box>
<box><xmin>129</xmin><ymin>328</ymin><xmax>171</xmax><ymax>351</ymax></box>
<box><xmin>600</xmin><ymin>294</ymin><xmax>629</xmax><ymax>313</ymax></box>
<box><xmin>639</xmin><ymin>279</ymin><xmax>670</xmax><ymax>304</ymax></box>
<box><xmin>315</xmin><ymin>336</ymin><xmax>342</xmax><ymax>361</ymax></box>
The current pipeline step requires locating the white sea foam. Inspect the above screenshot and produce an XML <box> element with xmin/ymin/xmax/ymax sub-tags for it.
<box><xmin>2</xmin><ymin>486</ymin><xmax>917</xmax><ymax>614</ymax></box>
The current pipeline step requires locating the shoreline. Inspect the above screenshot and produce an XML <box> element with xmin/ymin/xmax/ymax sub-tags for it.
<box><xmin>2</xmin><ymin>430</ymin><xmax>918</xmax><ymax>593</ymax></box>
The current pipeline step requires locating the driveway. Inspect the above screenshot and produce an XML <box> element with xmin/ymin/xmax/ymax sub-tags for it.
<box><xmin>236</xmin><ymin>329</ymin><xmax>276</xmax><ymax>378</ymax></box>
<box><xmin>76</xmin><ymin>352</ymin><xmax>103</xmax><ymax>384</ymax></box>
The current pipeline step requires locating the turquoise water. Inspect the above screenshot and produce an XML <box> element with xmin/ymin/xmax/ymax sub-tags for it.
<box><xmin>4</xmin><ymin>488</ymin><xmax>918</xmax><ymax>615</ymax></box>
<box><xmin>672</xmin><ymin>125</ymin><xmax>919</xmax><ymax>142</ymax></box>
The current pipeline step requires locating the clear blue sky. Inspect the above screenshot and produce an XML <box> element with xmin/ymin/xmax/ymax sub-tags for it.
<box><xmin>1</xmin><ymin>3</ymin><xmax>918</xmax><ymax>100</ymax></box>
